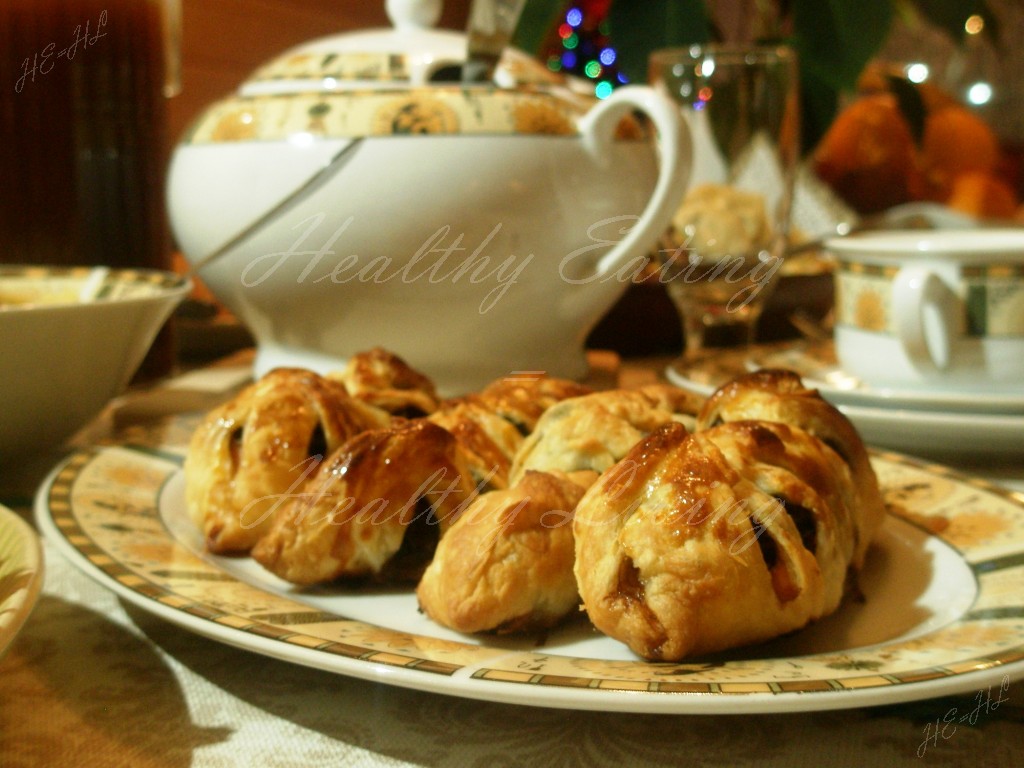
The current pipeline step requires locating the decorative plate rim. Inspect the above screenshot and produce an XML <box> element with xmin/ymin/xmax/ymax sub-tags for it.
<box><xmin>33</xmin><ymin>424</ymin><xmax>1024</xmax><ymax>715</ymax></box>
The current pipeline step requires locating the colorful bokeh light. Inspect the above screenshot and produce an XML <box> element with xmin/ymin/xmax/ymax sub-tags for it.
<box><xmin>550</xmin><ymin>4</ymin><xmax>626</xmax><ymax>100</ymax></box>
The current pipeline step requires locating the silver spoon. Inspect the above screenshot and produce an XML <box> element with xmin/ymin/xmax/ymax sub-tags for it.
<box><xmin>462</xmin><ymin>0</ymin><xmax>527</xmax><ymax>83</ymax></box>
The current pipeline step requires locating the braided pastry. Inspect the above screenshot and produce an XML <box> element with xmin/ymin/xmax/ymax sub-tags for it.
<box><xmin>251</xmin><ymin>420</ymin><xmax>479</xmax><ymax>584</ymax></box>
<box><xmin>184</xmin><ymin>368</ymin><xmax>390</xmax><ymax>553</ymax></box>
<box><xmin>696</xmin><ymin>369</ymin><xmax>885</xmax><ymax>566</ymax></box>
<box><xmin>573</xmin><ymin>371</ymin><xmax>884</xmax><ymax>661</ymax></box>
<box><xmin>416</xmin><ymin>385</ymin><xmax>700</xmax><ymax>635</ymax></box>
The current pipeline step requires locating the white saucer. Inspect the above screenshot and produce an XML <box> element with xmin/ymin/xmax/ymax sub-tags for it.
<box><xmin>666</xmin><ymin>347</ymin><xmax>1024</xmax><ymax>460</ymax></box>
<box><xmin>747</xmin><ymin>343</ymin><xmax>1024</xmax><ymax>415</ymax></box>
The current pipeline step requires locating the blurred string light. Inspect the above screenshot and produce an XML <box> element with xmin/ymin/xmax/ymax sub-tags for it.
<box><xmin>962</xmin><ymin>14</ymin><xmax>990</xmax><ymax>105</ymax></box>
<box><xmin>905</xmin><ymin>62</ymin><xmax>929</xmax><ymax>83</ymax></box>
<box><xmin>967</xmin><ymin>81</ymin><xmax>993</xmax><ymax>105</ymax></box>
<box><xmin>544</xmin><ymin>2</ymin><xmax>626</xmax><ymax>99</ymax></box>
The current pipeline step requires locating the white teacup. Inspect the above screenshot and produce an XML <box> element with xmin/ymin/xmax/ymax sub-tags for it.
<box><xmin>827</xmin><ymin>229</ymin><xmax>1024</xmax><ymax>393</ymax></box>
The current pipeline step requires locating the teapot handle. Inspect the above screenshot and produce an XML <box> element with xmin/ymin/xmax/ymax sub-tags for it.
<box><xmin>576</xmin><ymin>85</ymin><xmax>692</xmax><ymax>278</ymax></box>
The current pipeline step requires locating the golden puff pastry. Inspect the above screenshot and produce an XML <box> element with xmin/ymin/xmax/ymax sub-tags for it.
<box><xmin>422</xmin><ymin>373</ymin><xmax>592</xmax><ymax>492</ymax></box>
<box><xmin>251</xmin><ymin>420</ymin><xmax>479</xmax><ymax>585</ymax></box>
<box><xmin>426</xmin><ymin>400</ymin><xmax>524</xmax><ymax>491</ymax></box>
<box><xmin>184</xmin><ymin>368</ymin><xmax>391</xmax><ymax>553</ymax></box>
<box><xmin>471</xmin><ymin>373</ymin><xmax>593</xmax><ymax>435</ymax></box>
<box><xmin>509</xmin><ymin>384</ymin><xmax>702</xmax><ymax>484</ymax></box>
<box><xmin>573</xmin><ymin>418</ymin><xmax>876</xmax><ymax>661</ymax></box>
<box><xmin>416</xmin><ymin>470</ymin><xmax>592</xmax><ymax>634</ymax></box>
<box><xmin>330</xmin><ymin>347</ymin><xmax>439</xmax><ymax>417</ymax></box>
<box><xmin>696</xmin><ymin>369</ymin><xmax>885</xmax><ymax>566</ymax></box>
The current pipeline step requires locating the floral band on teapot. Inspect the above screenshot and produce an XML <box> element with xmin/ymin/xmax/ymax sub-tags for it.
<box><xmin>183</xmin><ymin>86</ymin><xmax>648</xmax><ymax>144</ymax></box>
<box><xmin>249</xmin><ymin>51</ymin><xmax>415</xmax><ymax>85</ymax></box>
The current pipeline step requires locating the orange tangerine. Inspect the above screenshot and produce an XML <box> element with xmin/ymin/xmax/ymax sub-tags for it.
<box><xmin>813</xmin><ymin>93</ymin><xmax>919</xmax><ymax>213</ymax></box>
<box><xmin>945</xmin><ymin>171</ymin><xmax>1019</xmax><ymax>219</ymax></box>
<box><xmin>916</xmin><ymin>105</ymin><xmax>1000</xmax><ymax>201</ymax></box>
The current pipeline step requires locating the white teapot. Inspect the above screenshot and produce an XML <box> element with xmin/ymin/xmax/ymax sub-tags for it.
<box><xmin>167</xmin><ymin>0</ymin><xmax>691</xmax><ymax>392</ymax></box>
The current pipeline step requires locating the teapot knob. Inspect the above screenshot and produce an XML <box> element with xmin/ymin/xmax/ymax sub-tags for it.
<box><xmin>386</xmin><ymin>0</ymin><xmax>443</xmax><ymax>29</ymax></box>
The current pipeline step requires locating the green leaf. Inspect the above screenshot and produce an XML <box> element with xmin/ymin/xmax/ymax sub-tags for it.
<box><xmin>512</xmin><ymin>0</ymin><xmax>569</xmax><ymax>57</ymax></box>
<box><xmin>799</xmin><ymin>68</ymin><xmax>839</xmax><ymax>154</ymax></box>
<box><xmin>786</xmin><ymin>0</ymin><xmax>895</xmax><ymax>151</ymax></box>
<box><xmin>792</xmin><ymin>0</ymin><xmax>895</xmax><ymax>93</ymax></box>
<box><xmin>886</xmin><ymin>74</ymin><xmax>927</xmax><ymax>145</ymax></box>
<box><xmin>607</xmin><ymin>0</ymin><xmax>712</xmax><ymax>84</ymax></box>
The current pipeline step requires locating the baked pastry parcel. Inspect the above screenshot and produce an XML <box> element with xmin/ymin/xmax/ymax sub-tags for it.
<box><xmin>417</xmin><ymin>469</ymin><xmax>592</xmax><ymax>634</ymax></box>
<box><xmin>250</xmin><ymin>375</ymin><xmax>592</xmax><ymax>584</ymax></box>
<box><xmin>184</xmin><ymin>350</ymin><xmax>591</xmax><ymax>582</ymax></box>
<box><xmin>510</xmin><ymin>385</ymin><xmax>704</xmax><ymax>484</ymax></box>
<box><xmin>573</xmin><ymin>370</ymin><xmax>885</xmax><ymax>661</ymax></box>
<box><xmin>184</xmin><ymin>367</ymin><xmax>391</xmax><ymax>553</ymax></box>
<box><xmin>329</xmin><ymin>347</ymin><xmax>440</xmax><ymax>417</ymax></box>
<box><xmin>252</xmin><ymin>419</ymin><xmax>479</xmax><ymax>584</ymax></box>
<box><xmin>415</xmin><ymin>386</ymin><xmax>701</xmax><ymax>634</ymax></box>
<box><xmin>185</xmin><ymin>355</ymin><xmax>885</xmax><ymax>662</ymax></box>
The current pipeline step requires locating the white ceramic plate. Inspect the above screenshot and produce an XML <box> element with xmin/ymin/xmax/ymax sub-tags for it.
<box><xmin>747</xmin><ymin>342</ymin><xmax>1024</xmax><ymax>415</ymax></box>
<box><xmin>34</xmin><ymin>415</ymin><xmax>1024</xmax><ymax>714</ymax></box>
<box><xmin>667</xmin><ymin>353</ymin><xmax>1024</xmax><ymax>460</ymax></box>
<box><xmin>0</xmin><ymin>503</ymin><xmax>44</xmax><ymax>659</ymax></box>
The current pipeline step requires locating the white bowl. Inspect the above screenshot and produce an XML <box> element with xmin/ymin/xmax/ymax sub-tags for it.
<box><xmin>0</xmin><ymin>266</ymin><xmax>190</xmax><ymax>458</ymax></box>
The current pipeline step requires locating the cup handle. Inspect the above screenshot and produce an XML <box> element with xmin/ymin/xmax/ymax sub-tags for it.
<box><xmin>576</xmin><ymin>85</ymin><xmax>692</xmax><ymax>278</ymax></box>
<box><xmin>892</xmin><ymin>265</ymin><xmax>960</xmax><ymax>373</ymax></box>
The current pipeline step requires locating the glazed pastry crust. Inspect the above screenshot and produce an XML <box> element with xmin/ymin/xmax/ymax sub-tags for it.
<box><xmin>251</xmin><ymin>420</ymin><xmax>479</xmax><ymax>585</ymax></box>
<box><xmin>510</xmin><ymin>385</ymin><xmax>702</xmax><ymax>483</ymax></box>
<box><xmin>330</xmin><ymin>347</ymin><xmax>439</xmax><ymax>417</ymax></box>
<box><xmin>573</xmin><ymin>420</ymin><xmax>860</xmax><ymax>661</ymax></box>
<box><xmin>417</xmin><ymin>470</ymin><xmax>590</xmax><ymax>634</ymax></box>
<box><xmin>422</xmin><ymin>373</ymin><xmax>592</xmax><ymax>492</ymax></box>
<box><xmin>470</xmin><ymin>374</ymin><xmax>593</xmax><ymax>435</ymax></box>
<box><xmin>427</xmin><ymin>400</ymin><xmax>524</xmax><ymax>491</ymax></box>
<box><xmin>696</xmin><ymin>368</ymin><xmax>885</xmax><ymax>566</ymax></box>
<box><xmin>184</xmin><ymin>368</ymin><xmax>390</xmax><ymax>553</ymax></box>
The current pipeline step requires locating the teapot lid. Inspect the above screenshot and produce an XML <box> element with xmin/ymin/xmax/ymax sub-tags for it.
<box><xmin>240</xmin><ymin>0</ymin><xmax>557</xmax><ymax>96</ymax></box>
<box><xmin>181</xmin><ymin>0</ymin><xmax>636</xmax><ymax>145</ymax></box>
